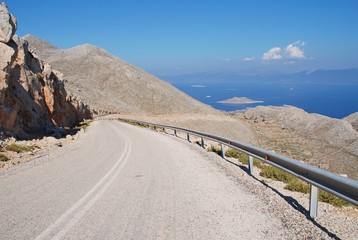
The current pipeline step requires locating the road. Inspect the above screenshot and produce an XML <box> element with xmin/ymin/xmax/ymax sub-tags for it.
<box><xmin>0</xmin><ymin>120</ymin><xmax>292</xmax><ymax>239</ymax></box>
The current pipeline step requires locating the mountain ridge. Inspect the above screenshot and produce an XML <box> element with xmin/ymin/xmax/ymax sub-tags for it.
<box><xmin>24</xmin><ymin>35</ymin><xmax>218</xmax><ymax>115</ymax></box>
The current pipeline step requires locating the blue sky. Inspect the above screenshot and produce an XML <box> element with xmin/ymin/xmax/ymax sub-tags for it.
<box><xmin>6</xmin><ymin>0</ymin><xmax>358</xmax><ymax>75</ymax></box>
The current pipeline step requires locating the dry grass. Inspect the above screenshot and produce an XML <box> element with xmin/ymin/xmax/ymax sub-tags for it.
<box><xmin>118</xmin><ymin>119</ymin><xmax>150</xmax><ymax>128</ymax></box>
<box><xmin>225</xmin><ymin>148</ymin><xmax>263</xmax><ymax>168</ymax></box>
<box><xmin>75</xmin><ymin>119</ymin><xmax>93</xmax><ymax>130</ymax></box>
<box><xmin>6</xmin><ymin>144</ymin><xmax>35</xmax><ymax>153</ymax></box>
<box><xmin>0</xmin><ymin>153</ymin><xmax>9</xmax><ymax>162</ymax></box>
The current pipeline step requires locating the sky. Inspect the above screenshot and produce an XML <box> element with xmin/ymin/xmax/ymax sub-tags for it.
<box><xmin>6</xmin><ymin>0</ymin><xmax>358</xmax><ymax>75</ymax></box>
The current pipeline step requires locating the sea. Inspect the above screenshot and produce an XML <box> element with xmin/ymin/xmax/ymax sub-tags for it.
<box><xmin>171</xmin><ymin>81</ymin><xmax>358</xmax><ymax>119</ymax></box>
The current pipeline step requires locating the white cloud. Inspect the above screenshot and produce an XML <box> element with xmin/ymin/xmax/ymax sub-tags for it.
<box><xmin>286</xmin><ymin>41</ymin><xmax>305</xmax><ymax>59</ymax></box>
<box><xmin>221</xmin><ymin>58</ymin><xmax>231</xmax><ymax>61</ymax></box>
<box><xmin>243</xmin><ymin>56</ymin><xmax>255</xmax><ymax>61</ymax></box>
<box><xmin>262</xmin><ymin>47</ymin><xmax>282</xmax><ymax>60</ymax></box>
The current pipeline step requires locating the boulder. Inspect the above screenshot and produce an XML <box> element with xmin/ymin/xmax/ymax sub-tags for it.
<box><xmin>0</xmin><ymin>3</ymin><xmax>17</xmax><ymax>43</ymax></box>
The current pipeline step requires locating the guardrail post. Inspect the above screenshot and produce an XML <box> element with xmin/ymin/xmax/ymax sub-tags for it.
<box><xmin>187</xmin><ymin>133</ymin><xmax>190</xmax><ymax>142</ymax></box>
<box><xmin>201</xmin><ymin>137</ymin><xmax>205</xmax><ymax>148</ymax></box>
<box><xmin>248</xmin><ymin>156</ymin><xmax>253</xmax><ymax>175</ymax></box>
<box><xmin>309</xmin><ymin>185</ymin><xmax>319</xmax><ymax>218</ymax></box>
<box><xmin>221</xmin><ymin>144</ymin><xmax>225</xmax><ymax>158</ymax></box>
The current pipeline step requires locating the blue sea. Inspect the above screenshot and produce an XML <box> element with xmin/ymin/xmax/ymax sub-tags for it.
<box><xmin>171</xmin><ymin>82</ymin><xmax>358</xmax><ymax>119</ymax></box>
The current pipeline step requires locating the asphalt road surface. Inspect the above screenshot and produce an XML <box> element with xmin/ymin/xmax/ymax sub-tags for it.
<box><xmin>0</xmin><ymin>120</ymin><xmax>292</xmax><ymax>239</ymax></box>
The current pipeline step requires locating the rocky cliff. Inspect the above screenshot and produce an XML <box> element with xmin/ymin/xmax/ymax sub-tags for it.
<box><xmin>0</xmin><ymin>3</ymin><xmax>91</xmax><ymax>139</ymax></box>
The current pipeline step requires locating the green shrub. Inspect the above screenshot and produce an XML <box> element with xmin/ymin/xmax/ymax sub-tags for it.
<box><xmin>225</xmin><ymin>148</ymin><xmax>248</xmax><ymax>164</ymax></box>
<box><xmin>260</xmin><ymin>165</ymin><xmax>294</xmax><ymax>183</ymax></box>
<box><xmin>284</xmin><ymin>178</ymin><xmax>310</xmax><ymax>194</ymax></box>
<box><xmin>319</xmin><ymin>190</ymin><xmax>350</xmax><ymax>207</ymax></box>
<box><xmin>224</xmin><ymin>148</ymin><xmax>263</xmax><ymax>168</ymax></box>
<box><xmin>6</xmin><ymin>144</ymin><xmax>34</xmax><ymax>153</ymax></box>
<box><xmin>208</xmin><ymin>145</ymin><xmax>222</xmax><ymax>155</ymax></box>
<box><xmin>261</xmin><ymin>165</ymin><xmax>350</xmax><ymax>207</ymax></box>
<box><xmin>0</xmin><ymin>153</ymin><xmax>9</xmax><ymax>162</ymax></box>
<box><xmin>36</xmin><ymin>73</ymin><xmax>45</xmax><ymax>86</ymax></box>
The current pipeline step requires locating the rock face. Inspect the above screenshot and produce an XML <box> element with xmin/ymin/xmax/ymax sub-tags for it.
<box><xmin>0</xmin><ymin>3</ymin><xmax>16</xmax><ymax>43</ymax></box>
<box><xmin>0</xmin><ymin>4</ymin><xmax>91</xmax><ymax>139</ymax></box>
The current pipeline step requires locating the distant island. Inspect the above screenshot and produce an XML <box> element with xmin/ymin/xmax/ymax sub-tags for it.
<box><xmin>217</xmin><ymin>97</ymin><xmax>264</xmax><ymax>105</ymax></box>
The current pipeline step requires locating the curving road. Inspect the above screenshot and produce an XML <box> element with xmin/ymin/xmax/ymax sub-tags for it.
<box><xmin>1</xmin><ymin>120</ymin><xmax>292</xmax><ymax>239</ymax></box>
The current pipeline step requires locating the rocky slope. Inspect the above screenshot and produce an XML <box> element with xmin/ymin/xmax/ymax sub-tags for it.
<box><xmin>344</xmin><ymin>112</ymin><xmax>358</xmax><ymax>131</ymax></box>
<box><xmin>0</xmin><ymin>3</ymin><xmax>91</xmax><ymax>139</ymax></box>
<box><xmin>24</xmin><ymin>35</ymin><xmax>217</xmax><ymax>115</ymax></box>
<box><xmin>235</xmin><ymin>106</ymin><xmax>358</xmax><ymax>179</ymax></box>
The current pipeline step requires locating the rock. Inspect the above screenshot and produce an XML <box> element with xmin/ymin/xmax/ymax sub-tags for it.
<box><xmin>0</xmin><ymin>41</ymin><xmax>15</xmax><ymax>77</ymax></box>
<box><xmin>0</xmin><ymin>3</ymin><xmax>92</xmax><ymax>139</ymax></box>
<box><xmin>43</xmin><ymin>136</ymin><xmax>59</xmax><ymax>146</ymax></box>
<box><xmin>0</xmin><ymin>3</ymin><xmax>17</xmax><ymax>43</ymax></box>
<box><xmin>66</xmin><ymin>134</ymin><xmax>73</xmax><ymax>141</ymax></box>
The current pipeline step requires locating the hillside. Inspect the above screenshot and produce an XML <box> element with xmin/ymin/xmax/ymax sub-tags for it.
<box><xmin>235</xmin><ymin>106</ymin><xmax>358</xmax><ymax>179</ymax></box>
<box><xmin>24</xmin><ymin>35</ymin><xmax>217</xmax><ymax>115</ymax></box>
<box><xmin>344</xmin><ymin>112</ymin><xmax>358</xmax><ymax>131</ymax></box>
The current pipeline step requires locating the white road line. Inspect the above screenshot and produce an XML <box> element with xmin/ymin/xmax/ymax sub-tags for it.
<box><xmin>34</xmin><ymin>134</ymin><xmax>132</xmax><ymax>240</ymax></box>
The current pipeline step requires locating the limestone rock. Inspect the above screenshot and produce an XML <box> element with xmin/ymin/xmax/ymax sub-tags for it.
<box><xmin>0</xmin><ymin>3</ymin><xmax>17</xmax><ymax>43</ymax></box>
<box><xmin>0</xmin><ymin>3</ymin><xmax>92</xmax><ymax>139</ymax></box>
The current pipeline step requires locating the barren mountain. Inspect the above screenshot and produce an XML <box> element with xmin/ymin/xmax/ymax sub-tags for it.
<box><xmin>235</xmin><ymin>106</ymin><xmax>358</xmax><ymax>179</ymax></box>
<box><xmin>24</xmin><ymin>35</ymin><xmax>217</xmax><ymax>115</ymax></box>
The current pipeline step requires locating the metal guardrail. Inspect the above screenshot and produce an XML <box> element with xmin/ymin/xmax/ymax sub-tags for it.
<box><xmin>119</xmin><ymin>118</ymin><xmax>358</xmax><ymax>218</ymax></box>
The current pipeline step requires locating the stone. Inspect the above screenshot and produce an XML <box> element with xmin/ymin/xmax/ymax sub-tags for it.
<box><xmin>0</xmin><ymin>3</ymin><xmax>17</xmax><ymax>43</ymax></box>
<box><xmin>66</xmin><ymin>134</ymin><xmax>73</xmax><ymax>141</ymax></box>
<box><xmin>0</xmin><ymin>3</ymin><xmax>92</xmax><ymax>139</ymax></box>
<box><xmin>0</xmin><ymin>41</ymin><xmax>15</xmax><ymax>103</ymax></box>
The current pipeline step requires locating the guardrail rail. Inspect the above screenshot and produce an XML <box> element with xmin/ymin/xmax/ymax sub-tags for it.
<box><xmin>119</xmin><ymin>118</ymin><xmax>358</xmax><ymax>218</ymax></box>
